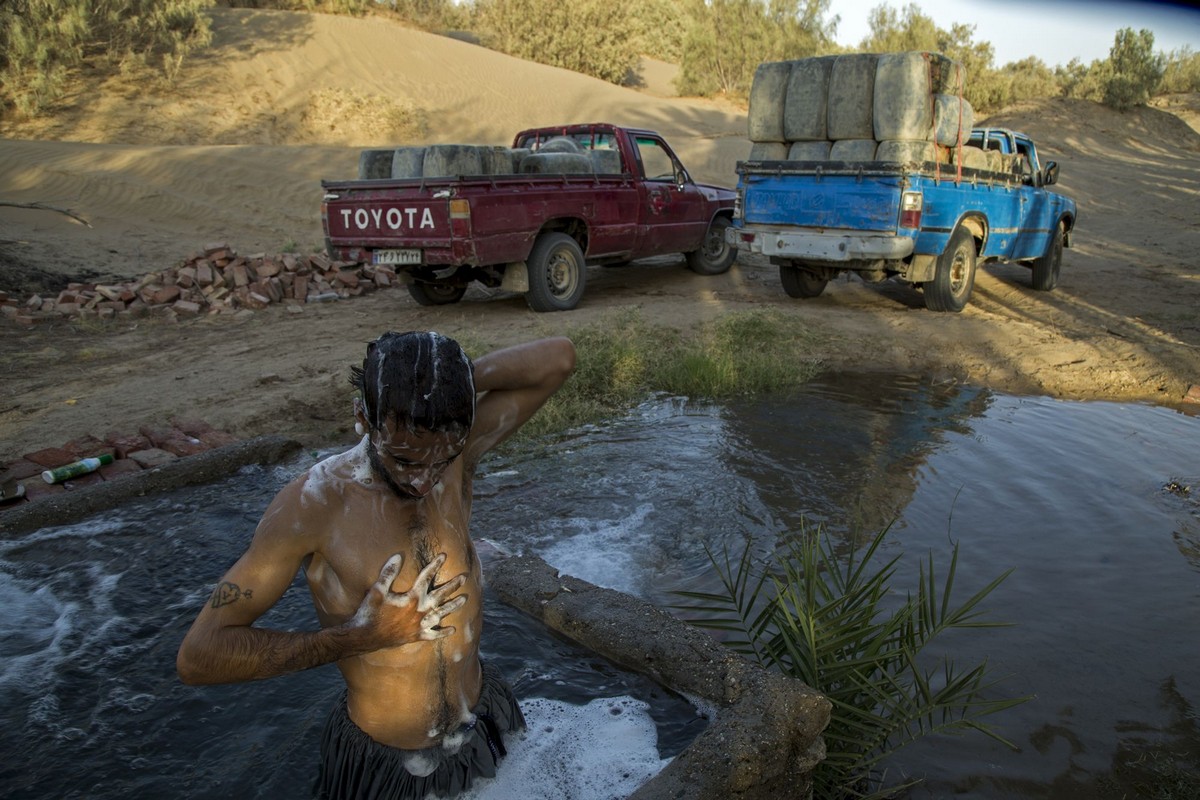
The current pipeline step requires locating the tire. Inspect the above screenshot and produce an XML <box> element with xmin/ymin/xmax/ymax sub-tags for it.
<box><xmin>779</xmin><ymin>264</ymin><xmax>828</xmax><ymax>298</ymax></box>
<box><xmin>923</xmin><ymin>227</ymin><xmax>977</xmax><ymax>312</ymax></box>
<box><xmin>1031</xmin><ymin>223</ymin><xmax>1063</xmax><ymax>291</ymax></box>
<box><xmin>525</xmin><ymin>233</ymin><xmax>586</xmax><ymax>312</ymax></box>
<box><xmin>407</xmin><ymin>281</ymin><xmax>466</xmax><ymax>306</ymax></box>
<box><xmin>686</xmin><ymin>217</ymin><xmax>737</xmax><ymax>275</ymax></box>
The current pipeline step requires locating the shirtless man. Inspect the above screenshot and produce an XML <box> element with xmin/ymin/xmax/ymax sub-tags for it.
<box><xmin>177</xmin><ymin>331</ymin><xmax>576</xmax><ymax>799</ymax></box>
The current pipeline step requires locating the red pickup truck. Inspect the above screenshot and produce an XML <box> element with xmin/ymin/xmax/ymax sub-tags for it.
<box><xmin>320</xmin><ymin>124</ymin><xmax>737</xmax><ymax>311</ymax></box>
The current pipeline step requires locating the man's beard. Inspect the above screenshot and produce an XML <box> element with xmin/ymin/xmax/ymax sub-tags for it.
<box><xmin>367</xmin><ymin>446</ymin><xmax>420</xmax><ymax>499</ymax></box>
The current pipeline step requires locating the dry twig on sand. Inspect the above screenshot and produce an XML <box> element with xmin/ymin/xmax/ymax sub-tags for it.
<box><xmin>0</xmin><ymin>202</ymin><xmax>91</xmax><ymax>227</ymax></box>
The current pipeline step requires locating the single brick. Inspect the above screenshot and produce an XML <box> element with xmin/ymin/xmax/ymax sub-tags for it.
<box><xmin>128</xmin><ymin>448</ymin><xmax>178</xmax><ymax>469</ymax></box>
<box><xmin>170</xmin><ymin>417</ymin><xmax>214</xmax><ymax>437</ymax></box>
<box><xmin>139</xmin><ymin>426</ymin><xmax>180</xmax><ymax>448</ymax></box>
<box><xmin>99</xmin><ymin>458</ymin><xmax>144</xmax><ymax>481</ymax></box>
<box><xmin>0</xmin><ymin>459</ymin><xmax>45</xmax><ymax>483</ymax></box>
<box><xmin>105</xmin><ymin>431</ymin><xmax>154</xmax><ymax>458</ymax></box>
<box><xmin>158</xmin><ymin>436</ymin><xmax>209</xmax><ymax>457</ymax></box>
<box><xmin>62</xmin><ymin>435</ymin><xmax>117</xmax><ymax>460</ymax></box>
<box><xmin>23</xmin><ymin>447</ymin><xmax>77</xmax><ymax>468</ymax></box>
<box><xmin>153</xmin><ymin>285</ymin><xmax>182</xmax><ymax>305</ymax></box>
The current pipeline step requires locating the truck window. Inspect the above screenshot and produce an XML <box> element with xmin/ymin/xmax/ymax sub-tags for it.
<box><xmin>1015</xmin><ymin>139</ymin><xmax>1037</xmax><ymax>184</ymax></box>
<box><xmin>634</xmin><ymin>136</ymin><xmax>678</xmax><ymax>182</ymax></box>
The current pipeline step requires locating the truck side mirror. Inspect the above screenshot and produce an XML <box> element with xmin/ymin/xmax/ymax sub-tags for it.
<box><xmin>1043</xmin><ymin>161</ymin><xmax>1059</xmax><ymax>186</ymax></box>
<box><xmin>675</xmin><ymin>166</ymin><xmax>688</xmax><ymax>190</ymax></box>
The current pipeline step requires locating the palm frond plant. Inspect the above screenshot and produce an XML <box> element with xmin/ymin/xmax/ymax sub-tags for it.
<box><xmin>675</xmin><ymin>523</ymin><xmax>1030</xmax><ymax>798</ymax></box>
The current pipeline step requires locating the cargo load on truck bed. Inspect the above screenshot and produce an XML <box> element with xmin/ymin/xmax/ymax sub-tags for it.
<box><xmin>729</xmin><ymin>51</ymin><xmax>1078</xmax><ymax>311</ymax></box>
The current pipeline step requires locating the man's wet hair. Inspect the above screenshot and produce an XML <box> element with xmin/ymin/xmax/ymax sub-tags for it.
<box><xmin>350</xmin><ymin>331</ymin><xmax>475</xmax><ymax>434</ymax></box>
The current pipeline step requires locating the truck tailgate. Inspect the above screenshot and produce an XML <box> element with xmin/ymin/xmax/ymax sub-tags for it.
<box><xmin>741</xmin><ymin>170</ymin><xmax>905</xmax><ymax>231</ymax></box>
<box><xmin>323</xmin><ymin>194</ymin><xmax>450</xmax><ymax>247</ymax></box>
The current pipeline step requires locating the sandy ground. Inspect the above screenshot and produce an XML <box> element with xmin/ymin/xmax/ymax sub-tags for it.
<box><xmin>2</xmin><ymin>8</ymin><xmax>1199</xmax><ymax>463</ymax></box>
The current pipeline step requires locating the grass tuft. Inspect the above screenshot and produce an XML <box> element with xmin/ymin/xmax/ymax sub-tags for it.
<box><xmin>508</xmin><ymin>308</ymin><xmax>827</xmax><ymax>441</ymax></box>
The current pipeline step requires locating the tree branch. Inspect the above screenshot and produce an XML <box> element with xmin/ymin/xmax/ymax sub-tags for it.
<box><xmin>0</xmin><ymin>202</ymin><xmax>92</xmax><ymax>228</ymax></box>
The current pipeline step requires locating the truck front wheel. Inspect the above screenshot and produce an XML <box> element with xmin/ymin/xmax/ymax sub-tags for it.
<box><xmin>686</xmin><ymin>216</ymin><xmax>737</xmax><ymax>275</ymax></box>
<box><xmin>1031</xmin><ymin>223</ymin><xmax>1063</xmax><ymax>291</ymax></box>
<box><xmin>780</xmin><ymin>264</ymin><xmax>828</xmax><ymax>298</ymax></box>
<box><xmin>407</xmin><ymin>281</ymin><xmax>467</xmax><ymax>306</ymax></box>
<box><xmin>526</xmin><ymin>232</ymin><xmax>587</xmax><ymax>312</ymax></box>
<box><xmin>924</xmin><ymin>227</ymin><xmax>977</xmax><ymax>312</ymax></box>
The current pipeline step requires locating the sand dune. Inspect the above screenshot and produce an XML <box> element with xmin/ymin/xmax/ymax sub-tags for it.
<box><xmin>0</xmin><ymin>9</ymin><xmax>754</xmax><ymax>279</ymax></box>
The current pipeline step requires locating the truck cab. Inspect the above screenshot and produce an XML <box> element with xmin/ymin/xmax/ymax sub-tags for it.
<box><xmin>968</xmin><ymin>129</ymin><xmax>1061</xmax><ymax>189</ymax></box>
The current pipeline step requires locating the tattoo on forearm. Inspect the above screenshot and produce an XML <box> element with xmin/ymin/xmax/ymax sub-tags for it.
<box><xmin>211</xmin><ymin>581</ymin><xmax>253</xmax><ymax>608</ymax></box>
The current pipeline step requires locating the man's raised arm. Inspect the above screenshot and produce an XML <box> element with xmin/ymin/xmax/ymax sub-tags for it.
<box><xmin>464</xmin><ymin>337</ymin><xmax>576</xmax><ymax>464</ymax></box>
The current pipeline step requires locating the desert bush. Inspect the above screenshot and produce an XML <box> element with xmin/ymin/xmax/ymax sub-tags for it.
<box><xmin>676</xmin><ymin>523</ymin><xmax>1028</xmax><ymax>798</ymax></box>
<box><xmin>1003</xmin><ymin>56</ymin><xmax>1059</xmax><ymax>103</ymax></box>
<box><xmin>627</xmin><ymin>0</ymin><xmax>689</xmax><ymax>64</ymax></box>
<box><xmin>1057</xmin><ymin>57</ymin><xmax>1110</xmax><ymax>103</ymax></box>
<box><xmin>382</xmin><ymin>0</ymin><xmax>470</xmax><ymax>31</ymax></box>
<box><xmin>473</xmin><ymin>0</ymin><xmax>639</xmax><ymax>85</ymax></box>
<box><xmin>675</xmin><ymin>0</ymin><xmax>837</xmax><ymax>98</ymax></box>
<box><xmin>1103</xmin><ymin>27</ymin><xmax>1164</xmax><ymax>110</ymax></box>
<box><xmin>213</xmin><ymin>0</ymin><xmax>368</xmax><ymax>12</ymax></box>
<box><xmin>859</xmin><ymin>3</ymin><xmax>1005</xmax><ymax>112</ymax></box>
<box><xmin>1159</xmin><ymin>46</ymin><xmax>1200</xmax><ymax>94</ymax></box>
<box><xmin>0</xmin><ymin>0</ymin><xmax>212</xmax><ymax>117</ymax></box>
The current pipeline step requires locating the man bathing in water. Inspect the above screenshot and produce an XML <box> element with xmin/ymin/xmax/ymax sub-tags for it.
<box><xmin>177</xmin><ymin>332</ymin><xmax>576</xmax><ymax>798</ymax></box>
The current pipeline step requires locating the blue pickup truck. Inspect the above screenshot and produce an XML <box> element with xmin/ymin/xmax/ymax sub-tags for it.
<box><xmin>727</xmin><ymin>127</ymin><xmax>1078</xmax><ymax>311</ymax></box>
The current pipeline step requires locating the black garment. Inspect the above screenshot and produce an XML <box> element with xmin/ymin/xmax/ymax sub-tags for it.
<box><xmin>314</xmin><ymin>662</ymin><xmax>525</xmax><ymax>800</ymax></box>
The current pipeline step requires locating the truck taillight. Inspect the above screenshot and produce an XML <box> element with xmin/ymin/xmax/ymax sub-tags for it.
<box><xmin>449</xmin><ymin>198</ymin><xmax>471</xmax><ymax>237</ymax></box>
<box><xmin>900</xmin><ymin>191</ymin><xmax>923</xmax><ymax>229</ymax></box>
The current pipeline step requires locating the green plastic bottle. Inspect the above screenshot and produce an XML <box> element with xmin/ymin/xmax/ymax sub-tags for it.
<box><xmin>42</xmin><ymin>454</ymin><xmax>115</xmax><ymax>484</ymax></box>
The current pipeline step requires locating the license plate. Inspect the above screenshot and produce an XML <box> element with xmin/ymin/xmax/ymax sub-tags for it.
<box><xmin>373</xmin><ymin>249</ymin><xmax>422</xmax><ymax>265</ymax></box>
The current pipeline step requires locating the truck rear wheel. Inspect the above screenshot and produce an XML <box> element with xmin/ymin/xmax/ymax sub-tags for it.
<box><xmin>686</xmin><ymin>217</ymin><xmax>737</xmax><ymax>275</ymax></box>
<box><xmin>1031</xmin><ymin>223</ymin><xmax>1063</xmax><ymax>291</ymax></box>
<box><xmin>780</xmin><ymin>264</ymin><xmax>828</xmax><ymax>298</ymax></box>
<box><xmin>526</xmin><ymin>232</ymin><xmax>586</xmax><ymax>312</ymax></box>
<box><xmin>407</xmin><ymin>281</ymin><xmax>466</xmax><ymax>306</ymax></box>
<box><xmin>924</xmin><ymin>227</ymin><xmax>976</xmax><ymax>312</ymax></box>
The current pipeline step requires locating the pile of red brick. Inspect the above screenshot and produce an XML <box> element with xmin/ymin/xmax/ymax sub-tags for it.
<box><xmin>0</xmin><ymin>243</ymin><xmax>395</xmax><ymax>326</ymax></box>
<box><xmin>0</xmin><ymin>418</ymin><xmax>239</xmax><ymax>511</ymax></box>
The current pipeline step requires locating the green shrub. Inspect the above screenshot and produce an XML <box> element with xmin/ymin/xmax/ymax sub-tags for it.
<box><xmin>627</xmin><ymin>0</ymin><xmax>689</xmax><ymax>64</ymax></box>
<box><xmin>675</xmin><ymin>0</ymin><xmax>837</xmax><ymax>98</ymax></box>
<box><xmin>1159</xmin><ymin>46</ymin><xmax>1200</xmax><ymax>94</ymax></box>
<box><xmin>1057</xmin><ymin>57</ymin><xmax>1110</xmax><ymax>102</ymax></box>
<box><xmin>1103</xmin><ymin>27</ymin><xmax>1164</xmax><ymax>110</ymax></box>
<box><xmin>677</xmin><ymin>523</ymin><xmax>1029</xmax><ymax>798</ymax></box>
<box><xmin>381</xmin><ymin>0</ymin><xmax>470</xmax><ymax>31</ymax></box>
<box><xmin>473</xmin><ymin>0</ymin><xmax>640</xmax><ymax>85</ymax></box>
<box><xmin>1</xmin><ymin>0</ymin><xmax>212</xmax><ymax>117</ymax></box>
<box><xmin>214</xmin><ymin>0</ymin><xmax>368</xmax><ymax>12</ymax></box>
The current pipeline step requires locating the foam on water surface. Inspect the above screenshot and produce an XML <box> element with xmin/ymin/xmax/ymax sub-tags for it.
<box><xmin>462</xmin><ymin>696</ymin><xmax>670</xmax><ymax>800</ymax></box>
